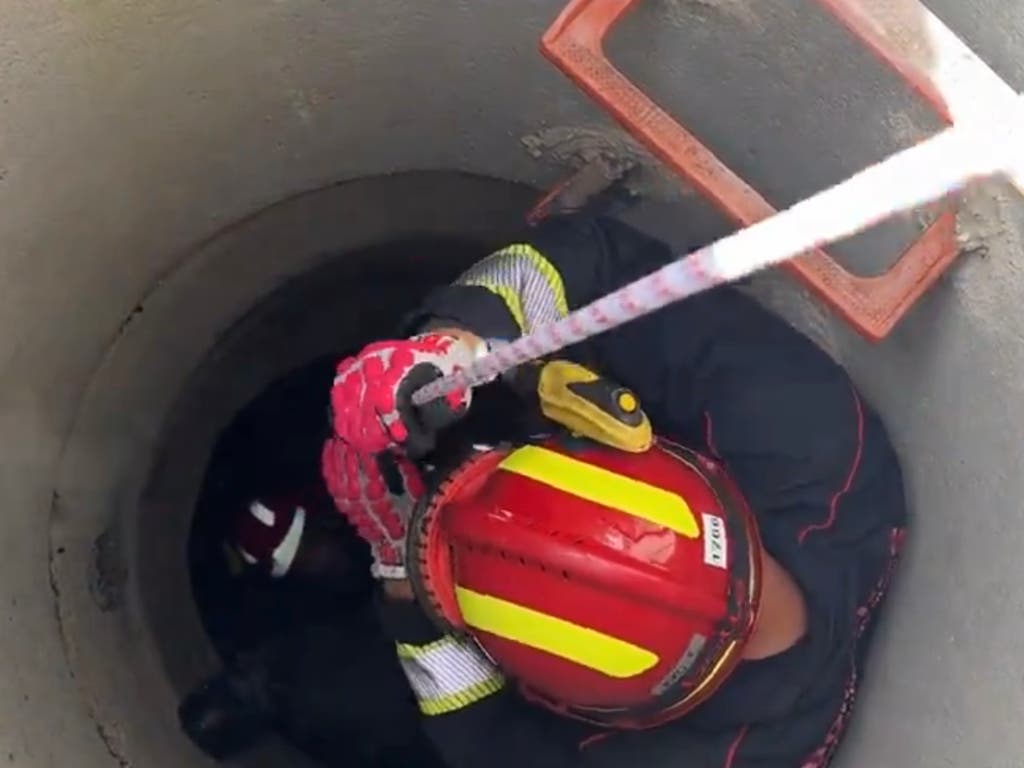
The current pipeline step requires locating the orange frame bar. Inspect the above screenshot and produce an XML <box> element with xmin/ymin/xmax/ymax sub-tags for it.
<box><xmin>540</xmin><ymin>0</ymin><xmax>958</xmax><ymax>341</ymax></box>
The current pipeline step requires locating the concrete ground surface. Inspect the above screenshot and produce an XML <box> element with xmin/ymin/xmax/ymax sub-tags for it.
<box><xmin>1</xmin><ymin>0</ymin><xmax>1022</xmax><ymax>766</ymax></box>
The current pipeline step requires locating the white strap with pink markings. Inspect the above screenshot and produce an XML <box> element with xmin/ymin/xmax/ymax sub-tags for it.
<box><xmin>412</xmin><ymin>101</ymin><xmax>1024</xmax><ymax>407</ymax></box>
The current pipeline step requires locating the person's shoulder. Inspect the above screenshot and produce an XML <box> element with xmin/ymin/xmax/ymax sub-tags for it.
<box><xmin>523</xmin><ymin>215</ymin><xmax>671</xmax><ymax>265</ymax></box>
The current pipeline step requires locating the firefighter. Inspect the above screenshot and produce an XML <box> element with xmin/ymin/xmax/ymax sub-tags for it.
<box><xmin>322</xmin><ymin>215</ymin><xmax>908</xmax><ymax>768</ymax></box>
<box><xmin>226</xmin><ymin>488</ymin><xmax>368</xmax><ymax>587</ymax></box>
<box><xmin>179</xmin><ymin>357</ymin><xmax>443</xmax><ymax>767</ymax></box>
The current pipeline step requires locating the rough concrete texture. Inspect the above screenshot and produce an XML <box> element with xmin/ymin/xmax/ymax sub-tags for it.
<box><xmin>1</xmin><ymin>0</ymin><xmax>1024</xmax><ymax>766</ymax></box>
<box><xmin>521</xmin><ymin>124</ymin><xmax>703</xmax><ymax>203</ymax></box>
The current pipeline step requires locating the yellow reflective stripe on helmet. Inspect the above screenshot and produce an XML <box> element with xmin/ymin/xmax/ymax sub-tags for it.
<box><xmin>396</xmin><ymin>636</ymin><xmax>506</xmax><ymax>716</ymax></box>
<box><xmin>498</xmin><ymin>445</ymin><xmax>699</xmax><ymax>538</ymax></box>
<box><xmin>455</xmin><ymin>587</ymin><xmax>659</xmax><ymax>678</ymax></box>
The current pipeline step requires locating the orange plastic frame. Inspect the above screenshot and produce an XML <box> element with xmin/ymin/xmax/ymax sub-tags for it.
<box><xmin>541</xmin><ymin>0</ymin><xmax>958</xmax><ymax>341</ymax></box>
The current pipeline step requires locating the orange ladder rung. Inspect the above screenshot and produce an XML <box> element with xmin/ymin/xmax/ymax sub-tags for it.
<box><xmin>538</xmin><ymin>0</ymin><xmax>959</xmax><ymax>341</ymax></box>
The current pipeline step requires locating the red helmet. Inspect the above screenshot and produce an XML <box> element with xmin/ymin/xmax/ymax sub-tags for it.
<box><xmin>229</xmin><ymin>491</ymin><xmax>323</xmax><ymax>578</ymax></box>
<box><xmin>407</xmin><ymin>437</ymin><xmax>762</xmax><ymax>729</ymax></box>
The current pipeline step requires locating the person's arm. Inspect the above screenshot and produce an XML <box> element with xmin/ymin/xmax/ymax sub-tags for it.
<box><xmin>377</xmin><ymin>592</ymin><xmax>798</xmax><ymax>768</ymax></box>
<box><xmin>382</xmin><ymin>596</ymin><xmax>777</xmax><ymax>768</ymax></box>
<box><xmin>410</xmin><ymin>214</ymin><xmax>882</xmax><ymax>514</ymax></box>
<box><xmin>376</xmin><ymin>594</ymin><xmax>592</xmax><ymax>768</ymax></box>
<box><xmin>406</xmin><ymin>215</ymin><xmax>679</xmax><ymax>343</ymax></box>
<box><xmin>329</xmin><ymin>216</ymin><xmax>680</xmax><ymax>457</ymax></box>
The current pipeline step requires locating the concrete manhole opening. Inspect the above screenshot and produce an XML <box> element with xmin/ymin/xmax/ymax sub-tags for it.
<box><xmin>48</xmin><ymin>173</ymin><xmax>535</xmax><ymax>767</ymax></box>
<box><xmin>8</xmin><ymin>0</ymin><xmax>1024</xmax><ymax>764</ymax></box>
<box><xmin>31</xmin><ymin>166</ymin><xmax>1024</xmax><ymax>768</ymax></box>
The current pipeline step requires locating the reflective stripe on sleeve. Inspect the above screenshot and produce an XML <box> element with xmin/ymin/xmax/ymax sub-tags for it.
<box><xmin>396</xmin><ymin>635</ymin><xmax>507</xmax><ymax>715</ymax></box>
<box><xmin>457</xmin><ymin>244</ymin><xmax>569</xmax><ymax>334</ymax></box>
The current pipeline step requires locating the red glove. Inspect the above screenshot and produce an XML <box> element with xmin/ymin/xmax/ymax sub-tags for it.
<box><xmin>321</xmin><ymin>437</ymin><xmax>425</xmax><ymax>579</ymax></box>
<box><xmin>330</xmin><ymin>333</ymin><xmax>477</xmax><ymax>458</ymax></box>
<box><xmin>229</xmin><ymin>494</ymin><xmax>312</xmax><ymax>578</ymax></box>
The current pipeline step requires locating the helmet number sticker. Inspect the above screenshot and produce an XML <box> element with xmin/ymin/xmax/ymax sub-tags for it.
<box><xmin>702</xmin><ymin>513</ymin><xmax>728</xmax><ymax>569</ymax></box>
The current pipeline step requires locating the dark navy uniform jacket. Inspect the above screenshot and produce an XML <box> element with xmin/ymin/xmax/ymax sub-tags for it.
<box><xmin>381</xmin><ymin>216</ymin><xmax>908</xmax><ymax>768</ymax></box>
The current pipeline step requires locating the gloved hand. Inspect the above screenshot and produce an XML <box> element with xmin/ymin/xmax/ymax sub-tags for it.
<box><xmin>321</xmin><ymin>437</ymin><xmax>425</xmax><ymax>580</ymax></box>
<box><xmin>330</xmin><ymin>333</ymin><xmax>477</xmax><ymax>458</ymax></box>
